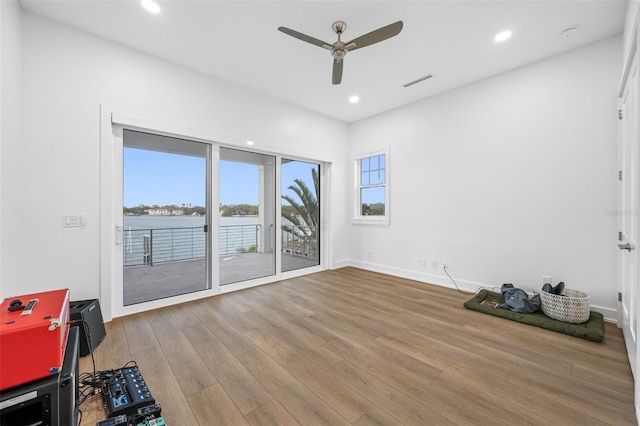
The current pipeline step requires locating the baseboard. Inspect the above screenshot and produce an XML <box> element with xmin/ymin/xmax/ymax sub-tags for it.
<box><xmin>347</xmin><ymin>259</ymin><xmax>619</xmax><ymax>323</ymax></box>
<box><xmin>347</xmin><ymin>259</ymin><xmax>483</xmax><ymax>293</ymax></box>
<box><xmin>590</xmin><ymin>305</ymin><xmax>618</xmax><ymax>323</ymax></box>
<box><xmin>331</xmin><ymin>259</ymin><xmax>351</xmax><ymax>270</ymax></box>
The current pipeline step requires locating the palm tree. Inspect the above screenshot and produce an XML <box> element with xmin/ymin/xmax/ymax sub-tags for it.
<box><xmin>282</xmin><ymin>168</ymin><xmax>320</xmax><ymax>258</ymax></box>
<box><xmin>281</xmin><ymin>167</ymin><xmax>319</xmax><ymax>230</ymax></box>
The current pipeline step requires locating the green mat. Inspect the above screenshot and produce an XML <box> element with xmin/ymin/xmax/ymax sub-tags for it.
<box><xmin>464</xmin><ymin>290</ymin><xmax>604</xmax><ymax>342</ymax></box>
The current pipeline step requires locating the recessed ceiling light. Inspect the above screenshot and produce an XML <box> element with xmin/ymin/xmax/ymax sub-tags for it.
<box><xmin>494</xmin><ymin>30</ymin><xmax>512</xmax><ymax>42</ymax></box>
<box><xmin>246</xmin><ymin>140</ymin><xmax>255</xmax><ymax>146</ymax></box>
<box><xmin>141</xmin><ymin>0</ymin><xmax>161</xmax><ymax>14</ymax></box>
<box><xmin>349</xmin><ymin>95</ymin><xmax>359</xmax><ymax>104</ymax></box>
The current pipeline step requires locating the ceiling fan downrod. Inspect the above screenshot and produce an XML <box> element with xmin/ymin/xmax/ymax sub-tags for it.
<box><xmin>332</xmin><ymin>21</ymin><xmax>347</xmax><ymax>61</ymax></box>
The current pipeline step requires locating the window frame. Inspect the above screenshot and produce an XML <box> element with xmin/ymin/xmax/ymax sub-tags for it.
<box><xmin>353</xmin><ymin>148</ymin><xmax>389</xmax><ymax>225</ymax></box>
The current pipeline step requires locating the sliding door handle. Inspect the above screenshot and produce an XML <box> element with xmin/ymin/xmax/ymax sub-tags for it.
<box><xmin>618</xmin><ymin>242</ymin><xmax>634</xmax><ymax>252</ymax></box>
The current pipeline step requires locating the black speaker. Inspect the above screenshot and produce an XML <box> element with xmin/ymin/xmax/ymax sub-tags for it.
<box><xmin>69</xmin><ymin>299</ymin><xmax>106</xmax><ymax>357</ymax></box>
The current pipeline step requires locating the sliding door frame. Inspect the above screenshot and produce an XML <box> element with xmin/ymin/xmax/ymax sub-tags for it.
<box><xmin>101</xmin><ymin>112</ymin><xmax>220</xmax><ymax>320</ymax></box>
<box><xmin>100</xmin><ymin>106</ymin><xmax>330</xmax><ymax>321</ymax></box>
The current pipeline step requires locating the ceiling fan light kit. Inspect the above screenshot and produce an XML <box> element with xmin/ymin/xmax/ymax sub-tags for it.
<box><xmin>278</xmin><ymin>20</ymin><xmax>403</xmax><ymax>85</ymax></box>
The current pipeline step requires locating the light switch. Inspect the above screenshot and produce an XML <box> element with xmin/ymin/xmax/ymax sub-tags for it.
<box><xmin>62</xmin><ymin>214</ymin><xmax>86</xmax><ymax>228</ymax></box>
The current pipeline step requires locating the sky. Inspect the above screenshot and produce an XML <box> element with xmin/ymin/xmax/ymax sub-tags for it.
<box><xmin>123</xmin><ymin>147</ymin><xmax>318</xmax><ymax>208</ymax></box>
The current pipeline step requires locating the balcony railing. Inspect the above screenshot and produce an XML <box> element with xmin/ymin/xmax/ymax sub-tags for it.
<box><xmin>123</xmin><ymin>227</ymin><xmax>206</xmax><ymax>266</ymax></box>
<box><xmin>123</xmin><ymin>224</ymin><xmax>318</xmax><ymax>266</ymax></box>
<box><xmin>220</xmin><ymin>224</ymin><xmax>260</xmax><ymax>255</ymax></box>
<box><xmin>282</xmin><ymin>225</ymin><xmax>317</xmax><ymax>259</ymax></box>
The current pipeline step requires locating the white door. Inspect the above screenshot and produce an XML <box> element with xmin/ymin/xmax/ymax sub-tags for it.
<box><xmin>619</xmin><ymin>52</ymin><xmax>639</xmax><ymax>378</ymax></box>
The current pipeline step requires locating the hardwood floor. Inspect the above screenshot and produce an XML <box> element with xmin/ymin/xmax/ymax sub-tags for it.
<box><xmin>79</xmin><ymin>267</ymin><xmax>636</xmax><ymax>425</ymax></box>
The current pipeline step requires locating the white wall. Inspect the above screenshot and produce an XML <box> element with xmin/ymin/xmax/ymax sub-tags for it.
<box><xmin>0</xmin><ymin>1</ymin><xmax>24</xmax><ymax>299</ymax></box>
<box><xmin>17</xmin><ymin>11</ymin><xmax>349</xmax><ymax>301</ymax></box>
<box><xmin>349</xmin><ymin>35</ymin><xmax>622</xmax><ymax>318</ymax></box>
<box><xmin>9</xmin><ymin>9</ymin><xmax>625</xmax><ymax>320</ymax></box>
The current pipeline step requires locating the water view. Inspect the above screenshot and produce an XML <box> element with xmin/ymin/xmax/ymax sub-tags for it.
<box><xmin>123</xmin><ymin>216</ymin><xmax>260</xmax><ymax>266</ymax></box>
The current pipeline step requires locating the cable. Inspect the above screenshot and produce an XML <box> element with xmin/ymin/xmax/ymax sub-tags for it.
<box><xmin>77</xmin><ymin>361</ymin><xmax>139</xmax><ymax>412</ymax></box>
<box><xmin>442</xmin><ymin>264</ymin><xmax>500</xmax><ymax>295</ymax></box>
<box><xmin>73</xmin><ymin>318</ymin><xmax>99</xmax><ymax>426</ymax></box>
<box><xmin>443</xmin><ymin>264</ymin><xmax>473</xmax><ymax>294</ymax></box>
<box><xmin>72</xmin><ymin>319</ymin><xmax>96</xmax><ymax>374</ymax></box>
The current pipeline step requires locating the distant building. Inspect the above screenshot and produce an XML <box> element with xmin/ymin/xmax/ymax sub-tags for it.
<box><xmin>148</xmin><ymin>208</ymin><xmax>184</xmax><ymax>216</ymax></box>
<box><xmin>148</xmin><ymin>208</ymin><xmax>170</xmax><ymax>216</ymax></box>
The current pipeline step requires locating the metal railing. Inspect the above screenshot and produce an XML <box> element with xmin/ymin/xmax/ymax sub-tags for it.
<box><xmin>124</xmin><ymin>227</ymin><xmax>206</xmax><ymax>266</ymax></box>
<box><xmin>220</xmin><ymin>224</ymin><xmax>260</xmax><ymax>255</ymax></box>
<box><xmin>123</xmin><ymin>223</ymin><xmax>317</xmax><ymax>266</ymax></box>
<box><xmin>281</xmin><ymin>225</ymin><xmax>318</xmax><ymax>259</ymax></box>
<box><xmin>124</xmin><ymin>224</ymin><xmax>261</xmax><ymax>266</ymax></box>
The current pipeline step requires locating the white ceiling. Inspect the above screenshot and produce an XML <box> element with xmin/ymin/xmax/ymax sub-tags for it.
<box><xmin>20</xmin><ymin>0</ymin><xmax>627</xmax><ymax>123</ymax></box>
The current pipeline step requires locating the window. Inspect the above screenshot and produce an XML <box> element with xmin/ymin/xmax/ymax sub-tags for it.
<box><xmin>354</xmin><ymin>149</ymin><xmax>389</xmax><ymax>224</ymax></box>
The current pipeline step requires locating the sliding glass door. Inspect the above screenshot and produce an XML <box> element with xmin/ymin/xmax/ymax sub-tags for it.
<box><xmin>115</xmin><ymin>129</ymin><xmax>321</xmax><ymax>311</ymax></box>
<box><xmin>281</xmin><ymin>159</ymin><xmax>320</xmax><ymax>272</ymax></box>
<box><xmin>219</xmin><ymin>148</ymin><xmax>276</xmax><ymax>284</ymax></box>
<box><xmin>122</xmin><ymin>130</ymin><xmax>211</xmax><ymax>305</ymax></box>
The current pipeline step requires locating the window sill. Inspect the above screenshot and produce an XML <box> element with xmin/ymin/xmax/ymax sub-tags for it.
<box><xmin>352</xmin><ymin>218</ymin><xmax>390</xmax><ymax>226</ymax></box>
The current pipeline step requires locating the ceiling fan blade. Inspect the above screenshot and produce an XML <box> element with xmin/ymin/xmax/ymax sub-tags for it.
<box><xmin>332</xmin><ymin>59</ymin><xmax>343</xmax><ymax>85</ymax></box>
<box><xmin>346</xmin><ymin>20</ymin><xmax>403</xmax><ymax>51</ymax></box>
<box><xmin>278</xmin><ymin>26</ymin><xmax>333</xmax><ymax>50</ymax></box>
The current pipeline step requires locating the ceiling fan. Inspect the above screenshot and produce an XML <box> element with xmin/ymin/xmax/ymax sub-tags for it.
<box><xmin>278</xmin><ymin>20</ymin><xmax>403</xmax><ymax>85</ymax></box>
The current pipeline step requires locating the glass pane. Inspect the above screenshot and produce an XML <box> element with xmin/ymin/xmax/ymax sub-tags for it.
<box><xmin>379</xmin><ymin>154</ymin><xmax>386</xmax><ymax>169</ymax></box>
<box><xmin>361</xmin><ymin>171</ymin><xmax>369</xmax><ymax>186</ymax></box>
<box><xmin>361</xmin><ymin>157</ymin><xmax>370</xmax><ymax>172</ymax></box>
<box><xmin>123</xmin><ymin>130</ymin><xmax>209</xmax><ymax>306</ymax></box>
<box><xmin>219</xmin><ymin>148</ymin><xmax>275</xmax><ymax>285</ymax></box>
<box><xmin>379</xmin><ymin>169</ymin><xmax>386</xmax><ymax>184</ymax></box>
<box><xmin>371</xmin><ymin>155</ymin><xmax>380</xmax><ymax>171</ymax></box>
<box><xmin>361</xmin><ymin>187</ymin><xmax>385</xmax><ymax>216</ymax></box>
<box><xmin>282</xmin><ymin>159</ymin><xmax>320</xmax><ymax>272</ymax></box>
<box><xmin>370</xmin><ymin>170</ymin><xmax>382</xmax><ymax>185</ymax></box>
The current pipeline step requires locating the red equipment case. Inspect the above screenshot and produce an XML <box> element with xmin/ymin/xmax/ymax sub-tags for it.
<box><xmin>0</xmin><ymin>289</ymin><xmax>70</xmax><ymax>391</ymax></box>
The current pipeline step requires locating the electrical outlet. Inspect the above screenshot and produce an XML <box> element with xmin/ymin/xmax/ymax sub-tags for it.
<box><xmin>431</xmin><ymin>260</ymin><xmax>438</xmax><ymax>269</ymax></box>
<box><xmin>418</xmin><ymin>258</ymin><xmax>427</xmax><ymax>267</ymax></box>
<box><xmin>367</xmin><ymin>251</ymin><xmax>372</xmax><ymax>259</ymax></box>
<box><xmin>542</xmin><ymin>275</ymin><xmax>552</xmax><ymax>285</ymax></box>
<box><xmin>442</xmin><ymin>260</ymin><xmax>448</xmax><ymax>268</ymax></box>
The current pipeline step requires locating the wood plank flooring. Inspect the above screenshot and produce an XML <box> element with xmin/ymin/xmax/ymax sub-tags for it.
<box><xmin>78</xmin><ymin>267</ymin><xmax>636</xmax><ymax>425</ymax></box>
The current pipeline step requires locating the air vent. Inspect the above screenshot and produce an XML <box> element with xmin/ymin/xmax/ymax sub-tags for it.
<box><xmin>403</xmin><ymin>74</ymin><xmax>434</xmax><ymax>88</ymax></box>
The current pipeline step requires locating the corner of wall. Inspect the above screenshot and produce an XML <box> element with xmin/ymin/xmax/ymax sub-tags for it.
<box><xmin>0</xmin><ymin>0</ymin><xmax>24</xmax><ymax>298</ymax></box>
<box><xmin>346</xmin><ymin>260</ymin><xmax>619</xmax><ymax>323</ymax></box>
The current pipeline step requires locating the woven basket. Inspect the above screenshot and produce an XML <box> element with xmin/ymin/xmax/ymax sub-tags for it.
<box><xmin>540</xmin><ymin>288</ymin><xmax>590</xmax><ymax>324</ymax></box>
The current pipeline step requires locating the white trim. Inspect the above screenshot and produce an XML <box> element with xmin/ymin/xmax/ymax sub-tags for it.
<box><xmin>99</xmin><ymin>105</ymin><xmax>114</xmax><ymax>321</ymax></box>
<box><xmin>619</xmin><ymin>8</ymin><xmax>640</xmax><ymax>422</ymax></box>
<box><xmin>321</xmin><ymin>162</ymin><xmax>332</xmax><ymax>271</ymax></box>
<box><xmin>111</xmin><ymin>112</ymin><xmax>334</xmax><ymax>163</ymax></box>
<box><xmin>348</xmin><ymin>259</ymin><xmax>619</xmax><ymax>323</ymax></box>
<box><xmin>353</xmin><ymin>147</ymin><xmax>390</xmax><ymax>225</ymax></box>
<box><xmin>620</xmin><ymin>8</ymin><xmax>639</xmax><ymax>98</ymax></box>
<box><xmin>331</xmin><ymin>259</ymin><xmax>351</xmax><ymax>270</ymax></box>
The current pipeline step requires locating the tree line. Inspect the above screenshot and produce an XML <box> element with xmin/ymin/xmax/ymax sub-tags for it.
<box><xmin>124</xmin><ymin>169</ymin><xmax>320</xmax><ymax>223</ymax></box>
<box><xmin>123</xmin><ymin>203</ymin><xmax>294</xmax><ymax>217</ymax></box>
<box><xmin>123</xmin><ymin>204</ymin><xmax>206</xmax><ymax>215</ymax></box>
